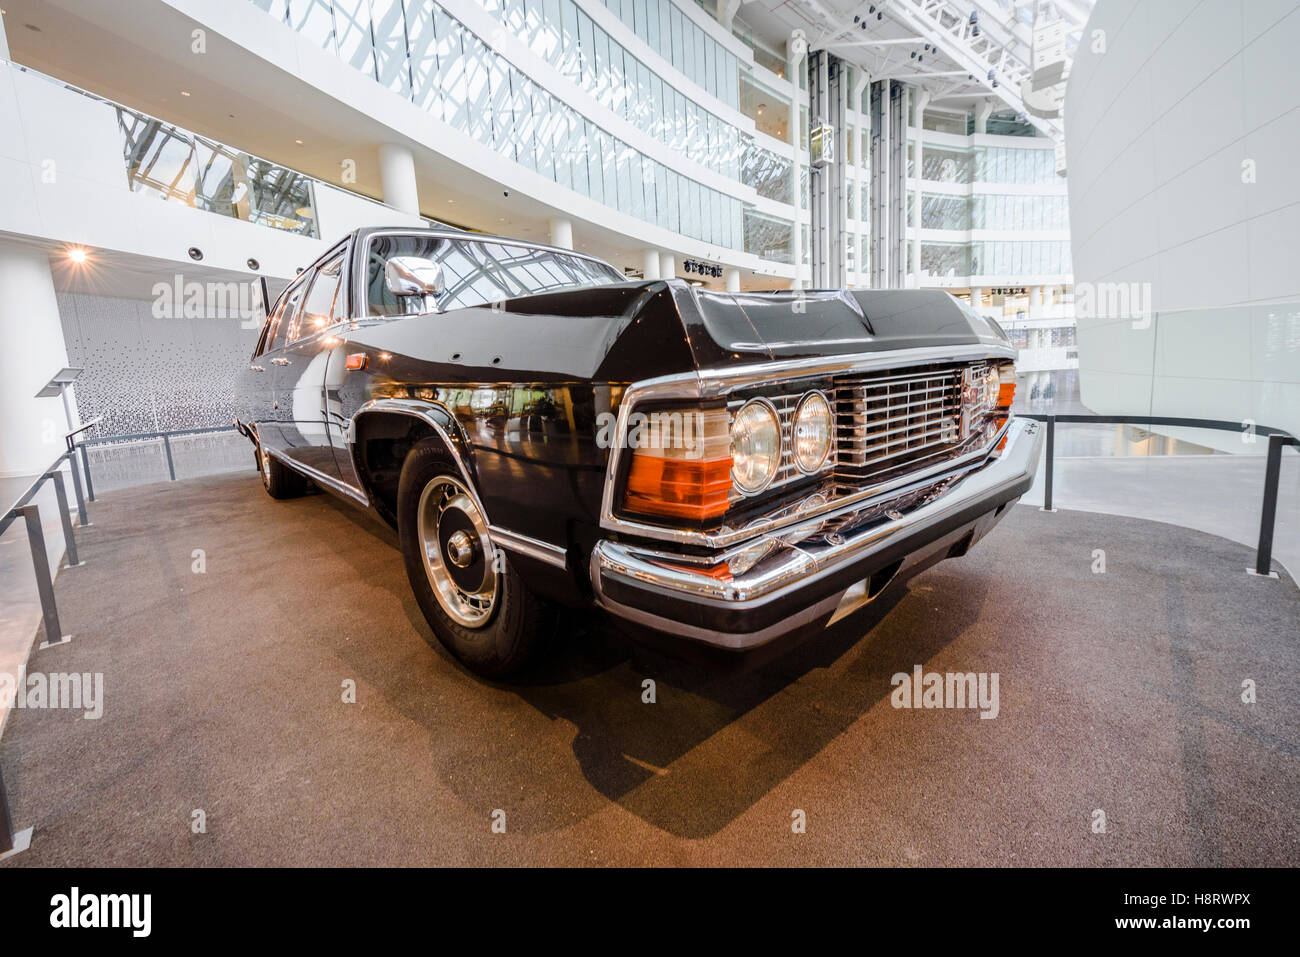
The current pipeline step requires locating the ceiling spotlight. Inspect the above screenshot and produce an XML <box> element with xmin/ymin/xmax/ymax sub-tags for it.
<box><xmin>853</xmin><ymin>14</ymin><xmax>860</xmax><ymax>22</ymax></box>
<box><xmin>246</xmin><ymin>257</ymin><xmax>260</xmax><ymax>271</ymax></box>
<box><xmin>910</xmin><ymin>50</ymin><xmax>916</xmax><ymax>58</ymax></box>
<box><xmin>188</xmin><ymin>246</ymin><xmax>204</xmax><ymax>261</ymax></box>
<box><xmin>917</xmin><ymin>55</ymin><xmax>923</xmax><ymax>62</ymax></box>
<box><xmin>877</xmin><ymin>11</ymin><xmax>883</xmax><ymax>19</ymax></box>
<box><xmin>971</xmin><ymin>24</ymin><xmax>980</xmax><ymax>36</ymax></box>
<box><xmin>67</xmin><ymin>247</ymin><xmax>88</xmax><ymax>264</ymax></box>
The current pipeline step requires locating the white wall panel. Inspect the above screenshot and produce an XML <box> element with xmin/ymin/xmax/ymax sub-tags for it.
<box><xmin>1065</xmin><ymin>0</ymin><xmax>1300</xmax><ymax>451</ymax></box>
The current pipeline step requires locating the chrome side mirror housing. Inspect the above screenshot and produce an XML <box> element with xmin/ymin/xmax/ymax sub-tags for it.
<box><xmin>385</xmin><ymin>256</ymin><xmax>446</xmax><ymax>313</ymax></box>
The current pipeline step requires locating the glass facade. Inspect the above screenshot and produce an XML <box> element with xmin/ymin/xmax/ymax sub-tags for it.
<box><xmin>913</xmin><ymin>128</ymin><xmax>1070</xmax><ymax>281</ymax></box>
<box><xmin>743</xmin><ymin>208</ymin><xmax>792</xmax><ymax>263</ymax></box>
<box><xmin>741</xmin><ymin>143</ymin><xmax>790</xmax><ymax>203</ymax></box>
<box><xmin>254</xmin><ymin>0</ymin><xmax>763</xmax><ymax>250</ymax></box>
<box><xmin>968</xmin><ymin>240</ymin><xmax>1071</xmax><ymax>277</ymax></box>
<box><xmin>118</xmin><ymin>106</ymin><xmax>318</xmax><ymax>235</ymax></box>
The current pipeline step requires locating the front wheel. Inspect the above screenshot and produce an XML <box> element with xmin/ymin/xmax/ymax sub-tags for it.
<box><xmin>397</xmin><ymin>439</ymin><xmax>554</xmax><ymax>678</ymax></box>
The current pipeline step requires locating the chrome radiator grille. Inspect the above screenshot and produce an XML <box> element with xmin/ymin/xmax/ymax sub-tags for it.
<box><xmin>726</xmin><ymin>392</ymin><xmax>836</xmax><ymax>500</ymax></box>
<box><xmin>834</xmin><ymin>366</ymin><xmax>966</xmax><ymax>477</ymax></box>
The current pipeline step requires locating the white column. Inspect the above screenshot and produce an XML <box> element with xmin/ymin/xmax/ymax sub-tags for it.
<box><xmin>659</xmin><ymin>252</ymin><xmax>676</xmax><ymax>280</ymax></box>
<box><xmin>911</xmin><ymin>89</ymin><xmax>929</xmax><ymax>288</ymax></box>
<box><xmin>852</xmin><ymin>70</ymin><xmax>870</xmax><ymax>286</ymax></box>
<box><xmin>787</xmin><ymin>30</ymin><xmax>808</xmax><ymax>289</ymax></box>
<box><xmin>378</xmin><ymin>143</ymin><xmax>419</xmax><ymax>216</ymax></box>
<box><xmin>725</xmin><ymin>268</ymin><xmax>741</xmax><ymax>292</ymax></box>
<box><xmin>717</xmin><ymin>0</ymin><xmax>741</xmax><ymax>31</ymax></box>
<box><xmin>0</xmin><ymin>241</ymin><xmax>73</xmax><ymax>477</ymax></box>
<box><xmin>548</xmin><ymin>218</ymin><xmax>573</xmax><ymax>250</ymax></box>
<box><xmin>1029</xmin><ymin>284</ymin><xmax>1043</xmax><ymax>318</ymax></box>
<box><xmin>641</xmin><ymin>249</ymin><xmax>660</xmax><ymax>281</ymax></box>
<box><xmin>970</xmin><ymin>286</ymin><xmax>983</xmax><ymax>311</ymax></box>
<box><xmin>974</xmin><ymin>100</ymin><xmax>994</xmax><ymax>135</ymax></box>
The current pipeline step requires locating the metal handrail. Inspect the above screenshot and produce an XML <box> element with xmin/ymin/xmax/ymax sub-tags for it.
<box><xmin>77</xmin><ymin>424</ymin><xmax>238</xmax><ymax>485</ymax></box>
<box><xmin>1019</xmin><ymin>413</ymin><xmax>1300</xmax><ymax>577</ymax></box>
<box><xmin>0</xmin><ymin>425</ymin><xmax>98</xmax><ymax>855</ymax></box>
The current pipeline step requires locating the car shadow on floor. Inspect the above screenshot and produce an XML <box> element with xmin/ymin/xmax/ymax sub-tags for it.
<box><xmin>316</xmin><ymin>490</ymin><xmax>985</xmax><ymax>839</ymax></box>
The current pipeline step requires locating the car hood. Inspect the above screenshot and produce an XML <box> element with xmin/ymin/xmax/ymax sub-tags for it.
<box><xmin>669</xmin><ymin>284</ymin><xmax>1011</xmax><ymax>369</ymax></box>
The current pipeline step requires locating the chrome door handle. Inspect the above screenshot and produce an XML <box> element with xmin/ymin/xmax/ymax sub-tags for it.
<box><xmin>270</xmin><ymin>357</ymin><xmax>290</xmax><ymax>366</ymax></box>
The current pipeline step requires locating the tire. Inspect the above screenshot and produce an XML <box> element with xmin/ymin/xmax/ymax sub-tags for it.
<box><xmin>257</xmin><ymin>441</ymin><xmax>307</xmax><ymax>500</ymax></box>
<box><xmin>397</xmin><ymin>438</ymin><xmax>554</xmax><ymax>678</ymax></box>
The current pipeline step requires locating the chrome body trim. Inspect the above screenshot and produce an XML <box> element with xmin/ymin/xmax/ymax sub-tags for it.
<box><xmin>487</xmin><ymin>525</ymin><xmax>569</xmax><ymax>569</ymax></box>
<box><xmin>263</xmin><ymin>445</ymin><xmax>370</xmax><ymax>506</ymax></box>
<box><xmin>591</xmin><ymin>417</ymin><xmax>1041</xmax><ymax>649</ymax></box>
<box><xmin>598</xmin><ymin>343</ymin><xmax>1017</xmax><ymax>548</ymax></box>
<box><xmin>347</xmin><ymin>397</ymin><xmax>485</xmax><ymax>513</ymax></box>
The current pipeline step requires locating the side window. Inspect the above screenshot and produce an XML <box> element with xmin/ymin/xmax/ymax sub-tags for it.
<box><xmin>265</xmin><ymin>279</ymin><xmax>307</xmax><ymax>354</ymax></box>
<box><xmin>290</xmin><ymin>254</ymin><xmax>345</xmax><ymax>341</ymax></box>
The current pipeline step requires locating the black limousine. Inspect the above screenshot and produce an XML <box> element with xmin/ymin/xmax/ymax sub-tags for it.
<box><xmin>234</xmin><ymin>226</ymin><xmax>1042</xmax><ymax>677</ymax></box>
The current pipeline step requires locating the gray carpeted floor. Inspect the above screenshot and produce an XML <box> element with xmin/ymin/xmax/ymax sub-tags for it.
<box><xmin>1</xmin><ymin>470</ymin><xmax>1297</xmax><ymax>866</ymax></box>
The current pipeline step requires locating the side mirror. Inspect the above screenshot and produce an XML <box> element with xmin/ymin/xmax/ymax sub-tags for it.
<box><xmin>385</xmin><ymin>256</ymin><xmax>446</xmax><ymax>312</ymax></box>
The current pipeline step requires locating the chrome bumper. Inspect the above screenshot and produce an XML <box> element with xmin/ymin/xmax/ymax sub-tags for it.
<box><xmin>591</xmin><ymin>417</ymin><xmax>1043</xmax><ymax>651</ymax></box>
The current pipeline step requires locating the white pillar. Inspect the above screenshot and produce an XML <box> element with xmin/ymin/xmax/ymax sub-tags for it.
<box><xmin>641</xmin><ymin>249</ymin><xmax>660</xmax><ymax>281</ymax></box>
<box><xmin>911</xmin><ymin>89</ymin><xmax>929</xmax><ymax>288</ymax></box>
<box><xmin>725</xmin><ymin>268</ymin><xmax>741</xmax><ymax>292</ymax></box>
<box><xmin>548</xmin><ymin>218</ymin><xmax>573</xmax><ymax>250</ymax></box>
<box><xmin>659</xmin><ymin>252</ymin><xmax>676</xmax><ymax>280</ymax></box>
<box><xmin>974</xmin><ymin>100</ymin><xmax>994</xmax><ymax>135</ymax></box>
<box><xmin>717</xmin><ymin>0</ymin><xmax>741</xmax><ymax>31</ymax></box>
<box><xmin>970</xmin><ymin>286</ymin><xmax>983</xmax><ymax>311</ymax></box>
<box><xmin>378</xmin><ymin>143</ymin><xmax>419</xmax><ymax>216</ymax></box>
<box><xmin>1029</xmin><ymin>284</ymin><xmax>1043</xmax><ymax>318</ymax></box>
<box><xmin>852</xmin><ymin>70</ymin><xmax>870</xmax><ymax>286</ymax></box>
<box><xmin>787</xmin><ymin>30</ymin><xmax>808</xmax><ymax>289</ymax></box>
<box><xmin>0</xmin><ymin>241</ymin><xmax>73</xmax><ymax>477</ymax></box>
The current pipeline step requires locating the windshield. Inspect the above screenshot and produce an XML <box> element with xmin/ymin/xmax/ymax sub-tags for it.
<box><xmin>365</xmin><ymin>234</ymin><xmax>624</xmax><ymax>317</ymax></box>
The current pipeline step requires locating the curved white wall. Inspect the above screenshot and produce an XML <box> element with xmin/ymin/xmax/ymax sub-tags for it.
<box><xmin>0</xmin><ymin>239</ymin><xmax>73</xmax><ymax>476</ymax></box>
<box><xmin>1065</xmin><ymin>0</ymin><xmax>1300</xmax><ymax>450</ymax></box>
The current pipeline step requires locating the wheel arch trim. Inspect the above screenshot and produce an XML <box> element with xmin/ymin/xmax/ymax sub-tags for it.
<box><xmin>347</xmin><ymin>399</ymin><xmax>567</xmax><ymax>569</ymax></box>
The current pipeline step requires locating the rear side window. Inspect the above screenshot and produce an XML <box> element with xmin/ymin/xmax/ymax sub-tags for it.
<box><xmin>290</xmin><ymin>254</ymin><xmax>345</xmax><ymax>341</ymax></box>
<box><xmin>264</xmin><ymin>279</ymin><xmax>307</xmax><ymax>354</ymax></box>
<box><xmin>364</xmin><ymin>234</ymin><xmax>622</xmax><ymax>317</ymax></box>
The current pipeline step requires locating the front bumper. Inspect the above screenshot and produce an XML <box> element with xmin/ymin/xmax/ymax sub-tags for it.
<box><xmin>591</xmin><ymin>417</ymin><xmax>1043</xmax><ymax>653</ymax></box>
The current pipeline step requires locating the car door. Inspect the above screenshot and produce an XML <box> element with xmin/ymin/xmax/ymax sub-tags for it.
<box><xmin>274</xmin><ymin>246</ymin><xmax>350</xmax><ymax>481</ymax></box>
<box><xmin>254</xmin><ymin>275</ymin><xmax>307</xmax><ymax>454</ymax></box>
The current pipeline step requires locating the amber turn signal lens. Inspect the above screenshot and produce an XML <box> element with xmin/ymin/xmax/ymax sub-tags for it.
<box><xmin>996</xmin><ymin>364</ymin><xmax>1016</xmax><ymax>410</ymax></box>
<box><xmin>625</xmin><ymin>455</ymin><xmax>732</xmax><ymax>521</ymax></box>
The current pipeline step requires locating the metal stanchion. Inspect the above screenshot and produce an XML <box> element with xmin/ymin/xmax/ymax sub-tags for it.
<box><xmin>1251</xmin><ymin>434</ymin><xmax>1285</xmax><ymax>578</ymax></box>
<box><xmin>1040</xmin><ymin>415</ymin><xmax>1056</xmax><ymax>512</ymax></box>
<box><xmin>79</xmin><ymin>443</ymin><xmax>95</xmax><ymax>502</ymax></box>
<box><xmin>45</xmin><ymin>470</ymin><xmax>80</xmax><ymax>567</ymax></box>
<box><xmin>18</xmin><ymin>504</ymin><xmax>69</xmax><ymax>648</ymax></box>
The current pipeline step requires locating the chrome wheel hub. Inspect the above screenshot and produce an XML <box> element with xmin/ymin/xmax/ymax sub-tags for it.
<box><xmin>417</xmin><ymin>476</ymin><xmax>497</xmax><ymax>628</ymax></box>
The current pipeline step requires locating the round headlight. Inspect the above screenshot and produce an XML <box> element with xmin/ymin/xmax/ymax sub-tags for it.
<box><xmin>731</xmin><ymin>399</ymin><xmax>781</xmax><ymax>493</ymax></box>
<box><xmin>793</xmin><ymin>392</ymin><xmax>833</xmax><ymax>472</ymax></box>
